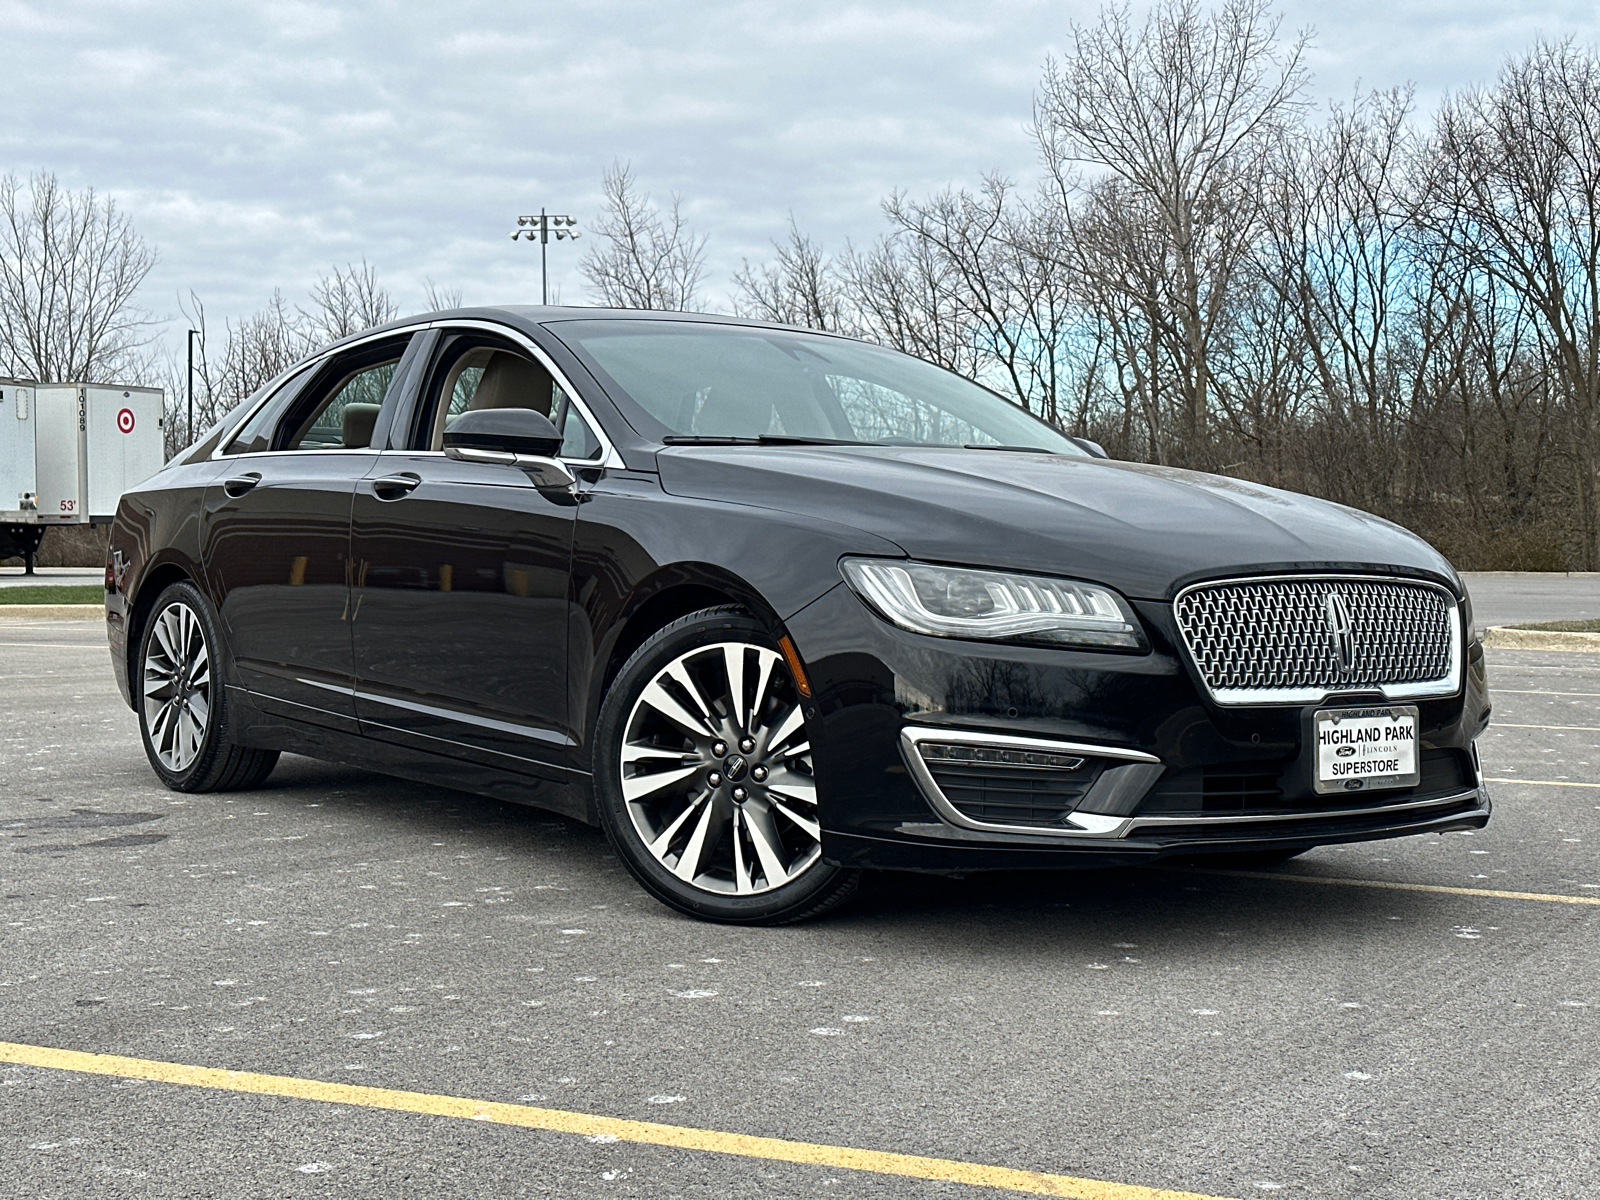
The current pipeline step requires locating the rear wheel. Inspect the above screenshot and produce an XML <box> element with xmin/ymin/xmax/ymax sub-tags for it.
<box><xmin>136</xmin><ymin>581</ymin><xmax>279</xmax><ymax>792</ymax></box>
<box><xmin>594</xmin><ymin>607</ymin><xmax>857</xmax><ymax>924</ymax></box>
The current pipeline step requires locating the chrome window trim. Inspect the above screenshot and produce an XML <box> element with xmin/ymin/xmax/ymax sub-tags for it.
<box><xmin>209</xmin><ymin>448</ymin><xmax>382</xmax><ymax>461</ymax></box>
<box><xmin>899</xmin><ymin>726</ymin><xmax>1159</xmax><ymax>838</ymax></box>
<box><xmin>1173</xmin><ymin>573</ymin><xmax>1463</xmax><ymax>707</ymax></box>
<box><xmin>424</xmin><ymin>318</ymin><xmax>624</xmax><ymax>469</ymax></box>
<box><xmin>208</xmin><ymin>324</ymin><xmax>429</xmax><ymax>462</ymax></box>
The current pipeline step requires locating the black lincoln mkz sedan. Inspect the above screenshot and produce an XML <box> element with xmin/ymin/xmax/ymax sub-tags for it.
<box><xmin>106</xmin><ymin>307</ymin><xmax>1491</xmax><ymax>923</ymax></box>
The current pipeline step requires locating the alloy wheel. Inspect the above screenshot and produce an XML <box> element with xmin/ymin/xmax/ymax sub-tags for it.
<box><xmin>141</xmin><ymin>600</ymin><xmax>213</xmax><ymax>773</ymax></box>
<box><xmin>620</xmin><ymin>641</ymin><xmax>821</xmax><ymax>895</ymax></box>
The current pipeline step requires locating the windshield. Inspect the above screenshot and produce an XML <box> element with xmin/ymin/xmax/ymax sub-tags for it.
<box><xmin>548</xmin><ymin>319</ymin><xmax>1086</xmax><ymax>454</ymax></box>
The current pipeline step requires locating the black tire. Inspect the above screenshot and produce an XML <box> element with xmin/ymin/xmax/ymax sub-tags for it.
<box><xmin>594</xmin><ymin>606</ymin><xmax>858</xmax><ymax>925</ymax></box>
<box><xmin>134</xmin><ymin>581</ymin><xmax>279</xmax><ymax>793</ymax></box>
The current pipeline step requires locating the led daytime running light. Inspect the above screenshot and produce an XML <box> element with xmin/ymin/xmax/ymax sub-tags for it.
<box><xmin>840</xmin><ymin>558</ymin><xmax>1144</xmax><ymax>649</ymax></box>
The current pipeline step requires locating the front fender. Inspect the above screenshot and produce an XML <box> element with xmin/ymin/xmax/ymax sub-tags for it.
<box><xmin>568</xmin><ymin>472</ymin><xmax>903</xmax><ymax>756</ymax></box>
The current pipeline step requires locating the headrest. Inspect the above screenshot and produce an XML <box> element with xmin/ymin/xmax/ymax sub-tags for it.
<box><xmin>471</xmin><ymin>352</ymin><xmax>552</xmax><ymax>414</ymax></box>
<box><xmin>342</xmin><ymin>402</ymin><xmax>381</xmax><ymax>449</ymax></box>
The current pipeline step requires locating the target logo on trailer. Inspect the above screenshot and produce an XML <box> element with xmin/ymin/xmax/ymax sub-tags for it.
<box><xmin>117</xmin><ymin>407</ymin><xmax>136</xmax><ymax>434</ymax></box>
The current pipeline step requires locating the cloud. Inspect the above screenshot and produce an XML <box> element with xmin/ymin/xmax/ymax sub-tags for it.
<box><xmin>3</xmin><ymin>0</ymin><xmax>1597</xmax><ymax>363</ymax></box>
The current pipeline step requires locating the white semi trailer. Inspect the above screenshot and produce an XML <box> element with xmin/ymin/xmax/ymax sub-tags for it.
<box><xmin>1</xmin><ymin>379</ymin><xmax>165</xmax><ymax>573</ymax></box>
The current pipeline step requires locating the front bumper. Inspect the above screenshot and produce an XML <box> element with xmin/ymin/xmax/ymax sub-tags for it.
<box><xmin>788</xmin><ymin>582</ymin><xmax>1492</xmax><ymax>872</ymax></box>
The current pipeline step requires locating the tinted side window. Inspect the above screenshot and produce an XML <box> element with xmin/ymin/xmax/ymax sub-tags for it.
<box><xmin>414</xmin><ymin>334</ymin><xmax>571</xmax><ymax>451</ymax></box>
<box><xmin>222</xmin><ymin>364</ymin><xmax>316</xmax><ymax>455</ymax></box>
<box><xmin>285</xmin><ymin>360</ymin><xmax>400</xmax><ymax>451</ymax></box>
<box><xmin>273</xmin><ymin>335</ymin><xmax>412</xmax><ymax>452</ymax></box>
<box><xmin>558</xmin><ymin>406</ymin><xmax>601</xmax><ymax>459</ymax></box>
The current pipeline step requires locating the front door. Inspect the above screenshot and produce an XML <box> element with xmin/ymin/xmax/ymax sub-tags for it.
<box><xmin>202</xmin><ymin>334</ymin><xmax>416</xmax><ymax>731</ymax></box>
<box><xmin>349</xmin><ymin>331</ymin><xmax>582</xmax><ymax>769</ymax></box>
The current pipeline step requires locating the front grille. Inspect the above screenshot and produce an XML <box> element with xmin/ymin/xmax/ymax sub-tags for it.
<box><xmin>1174</xmin><ymin>576</ymin><xmax>1457</xmax><ymax>704</ymax></box>
<box><xmin>919</xmin><ymin>747</ymin><xmax>1099</xmax><ymax>829</ymax></box>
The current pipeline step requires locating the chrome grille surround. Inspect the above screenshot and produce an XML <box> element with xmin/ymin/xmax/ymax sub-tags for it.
<box><xmin>1173</xmin><ymin>574</ymin><xmax>1462</xmax><ymax>706</ymax></box>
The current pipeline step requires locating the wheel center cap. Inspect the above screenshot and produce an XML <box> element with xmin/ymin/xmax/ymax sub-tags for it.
<box><xmin>723</xmin><ymin>754</ymin><xmax>749</xmax><ymax>782</ymax></box>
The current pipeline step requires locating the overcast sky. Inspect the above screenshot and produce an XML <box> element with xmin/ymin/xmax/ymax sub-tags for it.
<box><xmin>5</xmin><ymin>0</ymin><xmax>1598</xmax><ymax>364</ymax></box>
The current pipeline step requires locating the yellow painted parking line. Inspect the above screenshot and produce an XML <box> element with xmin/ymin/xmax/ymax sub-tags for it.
<box><xmin>0</xmin><ymin>1041</ymin><xmax>1234</xmax><ymax>1200</ymax></box>
<box><xmin>1485</xmin><ymin>776</ymin><xmax>1600</xmax><ymax>789</ymax></box>
<box><xmin>1190</xmin><ymin>870</ymin><xmax>1600</xmax><ymax>907</ymax></box>
<box><xmin>1490</xmin><ymin>722</ymin><xmax>1600</xmax><ymax>732</ymax></box>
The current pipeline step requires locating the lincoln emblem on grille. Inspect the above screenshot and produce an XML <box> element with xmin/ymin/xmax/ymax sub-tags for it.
<box><xmin>1323</xmin><ymin>590</ymin><xmax>1356</xmax><ymax>675</ymax></box>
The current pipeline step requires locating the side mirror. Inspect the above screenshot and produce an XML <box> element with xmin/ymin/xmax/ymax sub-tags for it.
<box><xmin>1070</xmin><ymin>435</ymin><xmax>1110</xmax><ymax>459</ymax></box>
<box><xmin>443</xmin><ymin>408</ymin><xmax>575</xmax><ymax>491</ymax></box>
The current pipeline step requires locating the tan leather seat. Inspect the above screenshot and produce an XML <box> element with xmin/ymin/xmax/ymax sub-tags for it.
<box><xmin>342</xmin><ymin>402</ymin><xmax>381</xmax><ymax>448</ymax></box>
<box><xmin>470</xmin><ymin>352</ymin><xmax>553</xmax><ymax>414</ymax></box>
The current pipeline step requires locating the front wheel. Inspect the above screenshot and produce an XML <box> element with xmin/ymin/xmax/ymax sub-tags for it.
<box><xmin>136</xmin><ymin>581</ymin><xmax>279</xmax><ymax>792</ymax></box>
<box><xmin>594</xmin><ymin>607</ymin><xmax>858</xmax><ymax>924</ymax></box>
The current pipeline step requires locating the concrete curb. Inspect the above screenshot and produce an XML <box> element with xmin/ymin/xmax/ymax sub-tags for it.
<box><xmin>1484</xmin><ymin>626</ymin><xmax>1600</xmax><ymax>652</ymax></box>
<box><xmin>0</xmin><ymin>604</ymin><xmax>104</xmax><ymax>620</ymax></box>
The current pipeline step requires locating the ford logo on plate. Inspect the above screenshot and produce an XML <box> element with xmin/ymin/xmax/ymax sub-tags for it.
<box><xmin>1336</xmin><ymin>745</ymin><xmax>1356</xmax><ymax>757</ymax></box>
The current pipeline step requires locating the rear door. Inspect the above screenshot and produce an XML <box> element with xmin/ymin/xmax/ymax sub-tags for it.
<box><xmin>202</xmin><ymin>332</ymin><xmax>421</xmax><ymax>731</ymax></box>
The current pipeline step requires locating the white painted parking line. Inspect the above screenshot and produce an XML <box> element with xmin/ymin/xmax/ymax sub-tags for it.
<box><xmin>1485</xmin><ymin>776</ymin><xmax>1600</xmax><ymax>789</ymax></box>
<box><xmin>0</xmin><ymin>642</ymin><xmax>104</xmax><ymax>649</ymax></box>
<box><xmin>1493</xmin><ymin>689</ymin><xmax>1600</xmax><ymax>697</ymax></box>
<box><xmin>1188</xmin><ymin>869</ymin><xmax>1600</xmax><ymax>907</ymax></box>
<box><xmin>1489</xmin><ymin>722</ymin><xmax>1600</xmax><ymax>732</ymax></box>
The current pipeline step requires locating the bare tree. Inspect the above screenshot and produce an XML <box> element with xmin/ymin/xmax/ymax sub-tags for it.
<box><xmin>886</xmin><ymin>177</ymin><xmax>1085</xmax><ymax>425</ymax></box>
<box><xmin>733</xmin><ymin>217</ymin><xmax>853</xmax><ymax>331</ymax></box>
<box><xmin>841</xmin><ymin>226</ymin><xmax>975</xmax><ymax>379</ymax></box>
<box><xmin>1421</xmin><ymin>40</ymin><xmax>1600</xmax><ymax>567</ymax></box>
<box><xmin>580</xmin><ymin>161</ymin><xmax>708</xmax><ymax>311</ymax></box>
<box><xmin>424</xmin><ymin>279</ymin><xmax>464</xmax><ymax>311</ymax></box>
<box><xmin>161</xmin><ymin>289</ymin><xmax>311</xmax><ymax>457</ymax></box>
<box><xmin>301</xmin><ymin>259</ymin><xmax>397</xmax><ymax>344</ymax></box>
<box><xmin>1035</xmin><ymin>0</ymin><xmax>1309</xmax><ymax>464</ymax></box>
<box><xmin>0</xmin><ymin>171</ymin><xmax>157</xmax><ymax>383</ymax></box>
<box><xmin>1064</xmin><ymin>176</ymin><xmax>1185</xmax><ymax>462</ymax></box>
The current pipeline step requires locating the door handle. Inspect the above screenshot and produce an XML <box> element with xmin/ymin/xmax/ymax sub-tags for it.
<box><xmin>223</xmin><ymin>473</ymin><xmax>261</xmax><ymax>497</ymax></box>
<box><xmin>371</xmin><ymin>472</ymin><xmax>422</xmax><ymax>500</ymax></box>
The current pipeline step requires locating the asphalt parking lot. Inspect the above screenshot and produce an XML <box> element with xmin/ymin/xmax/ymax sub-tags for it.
<box><xmin>2</xmin><ymin>620</ymin><xmax>1597</xmax><ymax>1199</ymax></box>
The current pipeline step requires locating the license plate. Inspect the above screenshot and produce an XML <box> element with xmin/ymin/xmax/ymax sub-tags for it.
<box><xmin>1314</xmin><ymin>705</ymin><xmax>1420</xmax><ymax>794</ymax></box>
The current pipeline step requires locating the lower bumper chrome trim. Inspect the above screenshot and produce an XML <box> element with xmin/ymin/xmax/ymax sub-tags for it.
<box><xmin>1122</xmin><ymin>787</ymin><xmax>1483</xmax><ymax>833</ymax></box>
<box><xmin>899</xmin><ymin>726</ymin><xmax>1159</xmax><ymax>838</ymax></box>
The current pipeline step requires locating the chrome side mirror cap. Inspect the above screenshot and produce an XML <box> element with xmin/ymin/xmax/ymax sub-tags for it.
<box><xmin>442</xmin><ymin>407</ymin><xmax>574</xmax><ymax>490</ymax></box>
<box><xmin>444</xmin><ymin>443</ymin><xmax>577</xmax><ymax>491</ymax></box>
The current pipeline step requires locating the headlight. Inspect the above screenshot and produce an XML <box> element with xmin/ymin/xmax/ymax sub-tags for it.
<box><xmin>839</xmin><ymin>558</ymin><xmax>1146</xmax><ymax>650</ymax></box>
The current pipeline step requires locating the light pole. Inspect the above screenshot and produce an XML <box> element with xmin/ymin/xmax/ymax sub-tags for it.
<box><xmin>510</xmin><ymin>209</ymin><xmax>580</xmax><ymax>304</ymax></box>
<box><xmin>186</xmin><ymin>328</ymin><xmax>201</xmax><ymax>445</ymax></box>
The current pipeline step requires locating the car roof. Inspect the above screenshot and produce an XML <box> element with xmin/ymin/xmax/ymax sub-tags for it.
<box><xmin>324</xmin><ymin>305</ymin><xmax>847</xmax><ymax>355</ymax></box>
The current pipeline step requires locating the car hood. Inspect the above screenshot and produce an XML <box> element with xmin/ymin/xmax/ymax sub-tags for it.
<box><xmin>655</xmin><ymin>446</ymin><xmax>1459</xmax><ymax>601</ymax></box>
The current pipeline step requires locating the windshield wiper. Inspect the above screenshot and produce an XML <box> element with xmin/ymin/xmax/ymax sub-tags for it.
<box><xmin>661</xmin><ymin>434</ymin><xmax>863</xmax><ymax>446</ymax></box>
<box><xmin>960</xmin><ymin>443</ymin><xmax>1056</xmax><ymax>454</ymax></box>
